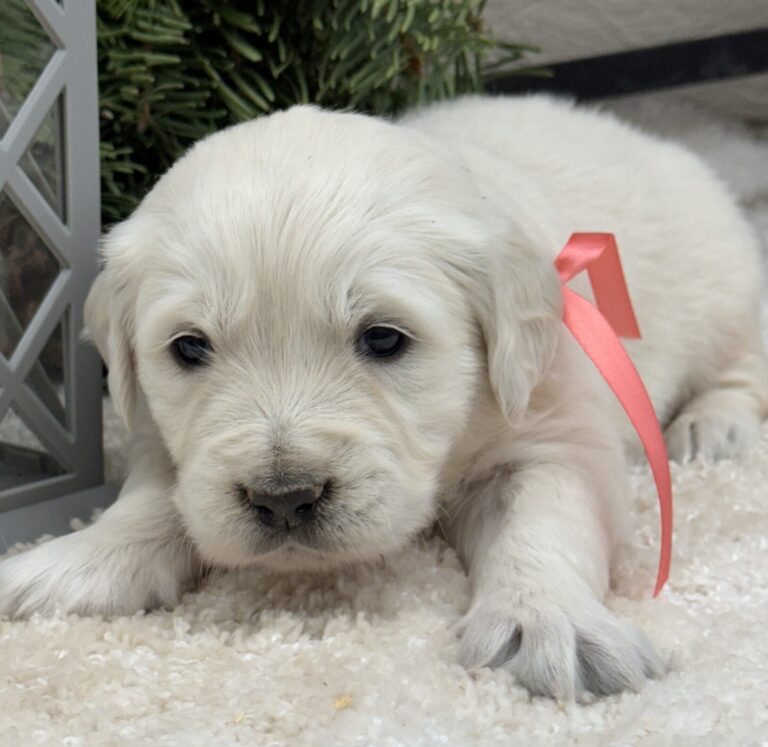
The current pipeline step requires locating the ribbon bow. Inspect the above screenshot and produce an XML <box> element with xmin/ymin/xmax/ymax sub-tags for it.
<box><xmin>555</xmin><ymin>233</ymin><xmax>672</xmax><ymax>596</ymax></box>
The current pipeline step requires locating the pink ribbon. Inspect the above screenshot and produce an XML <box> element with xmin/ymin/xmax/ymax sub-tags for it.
<box><xmin>555</xmin><ymin>233</ymin><xmax>672</xmax><ymax>596</ymax></box>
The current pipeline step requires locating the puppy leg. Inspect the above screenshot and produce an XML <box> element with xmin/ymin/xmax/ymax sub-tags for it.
<box><xmin>450</xmin><ymin>430</ymin><xmax>664</xmax><ymax>699</ymax></box>
<box><xmin>0</xmin><ymin>428</ymin><xmax>200</xmax><ymax>618</ymax></box>
<box><xmin>666</xmin><ymin>350</ymin><xmax>768</xmax><ymax>463</ymax></box>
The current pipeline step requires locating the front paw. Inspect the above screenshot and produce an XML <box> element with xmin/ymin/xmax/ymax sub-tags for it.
<box><xmin>0</xmin><ymin>530</ymin><xmax>195</xmax><ymax>618</ymax></box>
<box><xmin>457</xmin><ymin>592</ymin><xmax>664</xmax><ymax>699</ymax></box>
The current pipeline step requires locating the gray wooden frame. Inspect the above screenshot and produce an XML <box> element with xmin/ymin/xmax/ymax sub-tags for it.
<box><xmin>0</xmin><ymin>0</ymin><xmax>104</xmax><ymax>515</ymax></box>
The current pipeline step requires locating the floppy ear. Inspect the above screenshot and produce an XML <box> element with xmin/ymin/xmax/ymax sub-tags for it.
<box><xmin>474</xmin><ymin>236</ymin><xmax>562</xmax><ymax>423</ymax></box>
<box><xmin>84</xmin><ymin>228</ymin><xmax>141</xmax><ymax>429</ymax></box>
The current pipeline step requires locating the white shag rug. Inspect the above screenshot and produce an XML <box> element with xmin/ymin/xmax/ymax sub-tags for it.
<box><xmin>3</xmin><ymin>96</ymin><xmax>768</xmax><ymax>746</ymax></box>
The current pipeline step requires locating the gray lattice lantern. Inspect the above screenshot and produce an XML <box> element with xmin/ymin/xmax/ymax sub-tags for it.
<box><xmin>0</xmin><ymin>0</ymin><xmax>105</xmax><ymax>527</ymax></box>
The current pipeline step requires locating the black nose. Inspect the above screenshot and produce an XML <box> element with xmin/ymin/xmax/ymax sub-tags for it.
<box><xmin>245</xmin><ymin>483</ymin><xmax>327</xmax><ymax>531</ymax></box>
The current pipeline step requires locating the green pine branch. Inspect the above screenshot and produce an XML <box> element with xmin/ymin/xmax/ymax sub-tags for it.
<box><xmin>95</xmin><ymin>1</ymin><xmax>531</xmax><ymax>223</ymax></box>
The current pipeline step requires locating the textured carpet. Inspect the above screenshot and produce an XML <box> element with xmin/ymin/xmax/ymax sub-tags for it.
<box><xmin>2</xmin><ymin>97</ymin><xmax>768</xmax><ymax>746</ymax></box>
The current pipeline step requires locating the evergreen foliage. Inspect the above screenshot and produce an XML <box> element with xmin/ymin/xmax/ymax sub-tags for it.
<box><xmin>0</xmin><ymin>1</ymin><xmax>530</xmax><ymax>223</ymax></box>
<box><xmin>0</xmin><ymin>2</ymin><xmax>56</xmax><ymax>136</ymax></box>
<box><xmin>98</xmin><ymin>0</ymin><xmax>529</xmax><ymax>223</ymax></box>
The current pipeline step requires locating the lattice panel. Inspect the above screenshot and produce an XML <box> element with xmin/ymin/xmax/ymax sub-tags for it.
<box><xmin>0</xmin><ymin>0</ymin><xmax>103</xmax><ymax>511</ymax></box>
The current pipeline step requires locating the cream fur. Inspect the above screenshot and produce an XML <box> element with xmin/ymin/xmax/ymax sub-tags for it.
<box><xmin>1</xmin><ymin>95</ymin><xmax>765</xmax><ymax>699</ymax></box>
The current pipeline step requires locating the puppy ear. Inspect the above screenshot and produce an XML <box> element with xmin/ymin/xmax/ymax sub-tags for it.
<box><xmin>475</xmin><ymin>237</ymin><xmax>562</xmax><ymax>423</ymax></box>
<box><xmin>84</xmin><ymin>229</ymin><xmax>140</xmax><ymax>429</ymax></box>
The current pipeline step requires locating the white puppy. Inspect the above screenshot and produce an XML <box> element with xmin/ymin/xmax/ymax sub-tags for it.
<box><xmin>1</xmin><ymin>95</ymin><xmax>766</xmax><ymax>699</ymax></box>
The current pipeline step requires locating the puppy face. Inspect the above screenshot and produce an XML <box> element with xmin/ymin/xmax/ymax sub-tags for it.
<box><xmin>86</xmin><ymin>106</ymin><xmax>560</xmax><ymax>571</ymax></box>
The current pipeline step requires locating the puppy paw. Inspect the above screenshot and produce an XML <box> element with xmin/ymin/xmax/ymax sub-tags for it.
<box><xmin>0</xmin><ymin>529</ymin><xmax>196</xmax><ymax>618</ymax></box>
<box><xmin>665</xmin><ymin>410</ymin><xmax>760</xmax><ymax>463</ymax></box>
<box><xmin>457</xmin><ymin>593</ymin><xmax>664</xmax><ymax>699</ymax></box>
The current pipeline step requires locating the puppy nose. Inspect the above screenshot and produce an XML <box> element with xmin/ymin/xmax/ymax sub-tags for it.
<box><xmin>246</xmin><ymin>483</ymin><xmax>326</xmax><ymax>530</ymax></box>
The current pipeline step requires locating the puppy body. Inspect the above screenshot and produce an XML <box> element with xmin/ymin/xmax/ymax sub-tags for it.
<box><xmin>1</xmin><ymin>95</ymin><xmax>765</xmax><ymax>698</ymax></box>
<box><xmin>404</xmin><ymin>96</ymin><xmax>766</xmax><ymax>450</ymax></box>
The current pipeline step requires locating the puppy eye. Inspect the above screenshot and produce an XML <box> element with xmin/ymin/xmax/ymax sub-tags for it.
<box><xmin>357</xmin><ymin>326</ymin><xmax>408</xmax><ymax>359</ymax></box>
<box><xmin>172</xmin><ymin>335</ymin><xmax>212</xmax><ymax>367</ymax></box>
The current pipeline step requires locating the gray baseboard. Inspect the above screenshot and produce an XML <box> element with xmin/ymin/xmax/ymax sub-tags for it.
<box><xmin>0</xmin><ymin>483</ymin><xmax>119</xmax><ymax>550</ymax></box>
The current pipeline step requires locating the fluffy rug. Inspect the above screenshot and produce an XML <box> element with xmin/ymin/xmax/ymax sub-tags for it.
<box><xmin>2</xmin><ymin>97</ymin><xmax>768</xmax><ymax>746</ymax></box>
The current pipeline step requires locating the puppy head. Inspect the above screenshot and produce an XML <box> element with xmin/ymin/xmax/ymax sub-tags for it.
<box><xmin>86</xmin><ymin>106</ymin><xmax>560</xmax><ymax>570</ymax></box>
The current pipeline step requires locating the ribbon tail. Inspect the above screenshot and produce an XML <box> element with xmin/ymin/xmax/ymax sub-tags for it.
<box><xmin>562</xmin><ymin>287</ymin><xmax>672</xmax><ymax>596</ymax></box>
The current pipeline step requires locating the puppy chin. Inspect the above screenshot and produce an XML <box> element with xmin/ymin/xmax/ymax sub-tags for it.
<box><xmin>179</xmin><ymin>508</ymin><xmax>388</xmax><ymax>571</ymax></box>
<box><xmin>246</xmin><ymin>542</ymin><xmax>378</xmax><ymax>573</ymax></box>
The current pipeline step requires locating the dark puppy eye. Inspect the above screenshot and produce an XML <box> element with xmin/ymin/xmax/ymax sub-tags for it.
<box><xmin>172</xmin><ymin>335</ymin><xmax>212</xmax><ymax>367</ymax></box>
<box><xmin>357</xmin><ymin>326</ymin><xmax>408</xmax><ymax>359</ymax></box>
